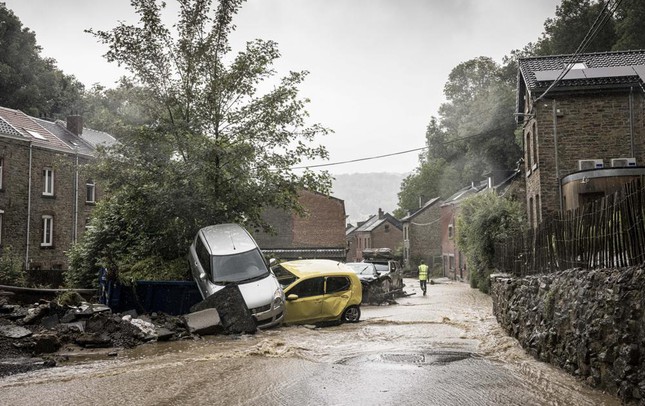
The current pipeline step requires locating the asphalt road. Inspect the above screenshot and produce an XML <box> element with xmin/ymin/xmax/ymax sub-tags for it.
<box><xmin>0</xmin><ymin>278</ymin><xmax>620</xmax><ymax>405</ymax></box>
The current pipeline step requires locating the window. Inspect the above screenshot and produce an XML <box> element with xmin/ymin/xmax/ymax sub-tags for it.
<box><xmin>41</xmin><ymin>215</ymin><xmax>53</xmax><ymax>247</ymax></box>
<box><xmin>0</xmin><ymin>209</ymin><xmax>3</xmax><ymax>245</ymax></box>
<box><xmin>195</xmin><ymin>237</ymin><xmax>212</xmax><ymax>277</ymax></box>
<box><xmin>448</xmin><ymin>223</ymin><xmax>454</xmax><ymax>239</ymax></box>
<box><xmin>289</xmin><ymin>277</ymin><xmax>324</xmax><ymax>298</ymax></box>
<box><xmin>43</xmin><ymin>168</ymin><xmax>54</xmax><ymax>196</ymax></box>
<box><xmin>531</xmin><ymin>122</ymin><xmax>538</xmax><ymax>170</ymax></box>
<box><xmin>86</xmin><ymin>180</ymin><xmax>96</xmax><ymax>203</ymax></box>
<box><xmin>384</xmin><ymin>224</ymin><xmax>390</xmax><ymax>233</ymax></box>
<box><xmin>0</xmin><ymin>158</ymin><xmax>3</xmax><ymax>190</ymax></box>
<box><xmin>326</xmin><ymin>276</ymin><xmax>350</xmax><ymax>294</ymax></box>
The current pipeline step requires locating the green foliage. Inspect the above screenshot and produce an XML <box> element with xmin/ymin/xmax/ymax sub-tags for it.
<box><xmin>118</xmin><ymin>257</ymin><xmax>190</xmax><ymax>285</ymax></box>
<box><xmin>397</xmin><ymin>57</ymin><xmax>520</xmax><ymax>215</ymax></box>
<box><xmin>70</xmin><ymin>0</ymin><xmax>331</xmax><ymax>284</ymax></box>
<box><xmin>0</xmin><ymin>246</ymin><xmax>26</xmax><ymax>286</ymax></box>
<box><xmin>456</xmin><ymin>192</ymin><xmax>526</xmax><ymax>293</ymax></box>
<box><xmin>0</xmin><ymin>4</ymin><xmax>84</xmax><ymax>117</ymax></box>
<box><xmin>56</xmin><ymin>291</ymin><xmax>84</xmax><ymax>307</ymax></box>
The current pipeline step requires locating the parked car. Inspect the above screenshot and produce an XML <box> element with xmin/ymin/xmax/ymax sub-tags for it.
<box><xmin>188</xmin><ymin>223</ymin><xmax>285</xmax><ymax>328</ymax></box>
<box><xmin>272</xmin><ymin>259</ymin><xmax>362</xmax><ymax>325</ymax></box>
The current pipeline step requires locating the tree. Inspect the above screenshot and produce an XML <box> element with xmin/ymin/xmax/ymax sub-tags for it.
<box><xmin>396</xmin><ymin>57</ymin><xmax>520</xmax><ymax>215</ymax></box>
<box><xmin>612</xmin><ymin>0</ymin><xmax>645</xmax><ymax>50</ymax></box>
<box><xmin>534</xmin><ymin>0</ymin><xmax>617</xmax><ymax>56</ymax></box>
<box><xmin>456</xmin><ymin>192</ymin><xmax>526</xmax><ymax>293</ymax></box>
<box><xmin>0</xmin><ymin>4</ymin><xmax>84</xmax><ymax>117</ymax></box>
<box><xmin>67</xmin><ymin>0</ymin><xmax>331</xmax><ymax>286</ymax></box>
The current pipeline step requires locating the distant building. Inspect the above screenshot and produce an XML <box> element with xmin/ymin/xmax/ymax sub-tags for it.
<box><xmin>401</xmin><ymin>197</ymin><xmax>442</xmax><ymax>271</ymax></box>
<box><xmin>346</xmin><ymin>208</ymin><xmax>402</xmax><ymax>262</ymax></box>
<box><xmin>252</xmin><ymin>189</ymin><xmax>347</xmax><ymax>261</ymax></box>
<box><xmin>0</xmin><ymin>109</ymin><xmax>110</xmax><ymax>270</ymax></box>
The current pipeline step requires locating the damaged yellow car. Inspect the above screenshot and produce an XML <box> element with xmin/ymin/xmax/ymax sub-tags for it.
<box><xmin>272</xmin><ymin>259</ymin><xmax>362</xmax><ymax>325</ymax></box>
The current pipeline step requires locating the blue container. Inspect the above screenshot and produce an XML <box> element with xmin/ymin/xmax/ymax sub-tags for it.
<box><xmin>108</xmin><ymin>281</ymin><xmax>202</xmax><ymax>315</ymax></box>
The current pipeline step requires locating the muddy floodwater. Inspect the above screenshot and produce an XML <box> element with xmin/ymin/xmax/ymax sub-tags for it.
<box><xmin>0</xmin><ymin>278</ymin><xmax>619</xmax><ymax>405</ymax></box>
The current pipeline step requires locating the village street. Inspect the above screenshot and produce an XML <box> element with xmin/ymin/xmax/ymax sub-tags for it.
<box><xmin>0</xmin><ymin>278</ymin><xmax>619</xmax><ymax>406</ymax></box>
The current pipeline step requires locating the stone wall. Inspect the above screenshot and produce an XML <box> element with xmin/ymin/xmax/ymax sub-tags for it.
<box><xmin>491</xmin><ymin>268</ymin><xmax>645</xmax><ymax>403</ymax></box>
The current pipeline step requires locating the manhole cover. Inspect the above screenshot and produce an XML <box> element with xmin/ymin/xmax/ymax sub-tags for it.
<box><xmin>336</xmin><ymin>351</ymin><xmax>473</xmax><ymax>366</ymax></box>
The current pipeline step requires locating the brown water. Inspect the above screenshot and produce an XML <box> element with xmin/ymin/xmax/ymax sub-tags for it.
<box><xmin>0</xmin><ymin>279</ymin><xmax>619</xmax><ymax>405</ymax></box>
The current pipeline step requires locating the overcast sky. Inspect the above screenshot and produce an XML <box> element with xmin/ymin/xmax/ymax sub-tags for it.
<box><xmin>4</xmin><ymin>0</ymin><xmax>560</xmax><ymax>175</ymax></box>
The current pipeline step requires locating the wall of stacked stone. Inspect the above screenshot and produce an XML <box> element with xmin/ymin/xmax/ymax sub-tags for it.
<box><xmin>491</xmin><ymin>268</ymin><xmax>645</xmax><ymax>404</ymax></box>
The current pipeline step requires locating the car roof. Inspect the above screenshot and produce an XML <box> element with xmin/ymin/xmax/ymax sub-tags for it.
<box><xmin>198</xmin><ymin>224</ymin><xmax>258</xmax><ymax>255</ymax></box>
<box><xmin>279</xmin><ymin>259</ymin><xmax>355</xmax><ymax>278</ymax></box>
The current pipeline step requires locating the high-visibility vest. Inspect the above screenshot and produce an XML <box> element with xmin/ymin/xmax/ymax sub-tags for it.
<box><xmin>418</xmin><ymin>264</ymin><xmax>429</xmax><ymax>280</ymax></box>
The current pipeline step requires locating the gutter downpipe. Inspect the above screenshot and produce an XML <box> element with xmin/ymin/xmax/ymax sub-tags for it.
<box><xmin>553</xmin><ymin>100</ymin><xmax>563</xmax><ymax>212</ymax></box>
<box><xmin>629</xmin><ymin>87</ymin><xmax>635</xmax><ymax>157</ymax></box>
<box><xmin>25</xmin><ymin>142</ymin><xmax>33</xmax><ymax>270</ymax></box>
<box><xmin>73</xmin><ymin>148</ymin><xmax>79</xmax><ymax>244</ymax></box>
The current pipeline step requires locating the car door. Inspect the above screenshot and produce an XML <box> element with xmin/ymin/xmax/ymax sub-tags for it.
<box><xmin>284</xmin><ymin>277</ymin><xmax>325</xmax><ymax>324</ymax></box>
<box><xmin>322</xmin><ymin>276</ymin><xmax>352</xmax><ymax>320</ymax></box>
<box><xmin>190</xmin><ymin>235</ymin><xmax>212</xmax><ymax>297</ymax></box>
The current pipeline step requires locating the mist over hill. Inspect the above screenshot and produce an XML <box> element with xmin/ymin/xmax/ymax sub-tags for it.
<box><xmin>331</xmin><ymin>172</ymin><xmax>407</xmax><ymax>225</ymax></box>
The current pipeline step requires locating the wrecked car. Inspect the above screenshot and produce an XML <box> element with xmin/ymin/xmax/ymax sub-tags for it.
<box><xmin>272</xmin><ymin>259</ymin><xmax>362</xmax><ymax>325</ymax></box>
<box><xmin>362</xmin><ymin>248</ymin><xmax>404</xmax><ymax>291</ymax></box>
<box><xmin>188</xmin><ymin>224</ymin><xmax>285</xmax><ymax>328</ymax></box>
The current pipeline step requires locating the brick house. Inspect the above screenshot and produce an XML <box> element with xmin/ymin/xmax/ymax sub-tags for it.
<box><xmin>346</xmin><ymin>209</ymin><xmax>402</xmax><ymax>262</ymax></box>
<box><xmin>400</xmin><ymin>197</ymin><xmax>442</xmax><ymax>271</ymax></box>
<box><xmin>0</xmin><ymin>108</ymin><xmax>111</xmax><ymax>270</ymax></box>
<box><xmin>252</xmin><ymin>189</ymin><xmax>347</xmax><ymax>261</ymax></box>
<box><xmin>517</xmin><ymin>50</ymin><xmax>645</xmax><ymax>226</ymax></box>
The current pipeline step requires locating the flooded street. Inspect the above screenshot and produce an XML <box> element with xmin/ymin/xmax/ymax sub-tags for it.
<box><xmin>0</xmin><ymin>279</ymin><xmax>619</xmax><ymax>405</ymax></box>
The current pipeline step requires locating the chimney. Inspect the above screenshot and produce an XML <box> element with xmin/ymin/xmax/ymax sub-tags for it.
<box><xmin>378</xmin><ymin>208</ymin><xmax>384</xmax><ymax>219</ymax></box>
<box><xmin>67</xmin><ymin>115</ymin><xmax>83</xmax><ymax>136</ymax></box>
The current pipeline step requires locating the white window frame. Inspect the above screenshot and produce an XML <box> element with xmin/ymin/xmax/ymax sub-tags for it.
<box><xmin>0</xmin><ymin>158</ymin><xmax>4</xmax><ymax>190</ymax></box>
<box><xmin>43</xmin><ymin>168</ymin><xmax>54</xmax><ymax>196</ymax></box>
<box><xmin>86</xmin><ymin>180</ymin><xmax>96</xmax><ymax>203</ymax></box>
<box><xmin>41</xmin><ymin>215</ymin><xmax>53</xmax><ymax>247</ymax></box>
<box><xmin>0</xmin><ymin>209</ymin><xmax>3</xmax><ymax>245</ymax></box>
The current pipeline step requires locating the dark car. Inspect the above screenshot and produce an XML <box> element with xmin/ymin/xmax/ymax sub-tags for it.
<box><xmin>346</xmin><ymin>262</ymin><xmax>397</xmax><ymax>304</ymax></box>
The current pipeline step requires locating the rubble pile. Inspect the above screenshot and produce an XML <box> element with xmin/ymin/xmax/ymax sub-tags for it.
<box><xmin>0</xmin><ymin>290</ymin><xmax>191</xmax><ymax>377</ymax></box>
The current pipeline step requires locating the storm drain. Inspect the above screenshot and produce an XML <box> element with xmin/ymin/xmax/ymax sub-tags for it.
<box><xmin>336</xmin><ymin>351</ymin><xmax>474</xmax><ymax>366</ymax></box>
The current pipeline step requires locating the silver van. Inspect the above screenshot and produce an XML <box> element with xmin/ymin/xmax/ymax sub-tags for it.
<box><xmin>188</xmin><ymin>223</ymin><xmax>285</xmax><ymax>328</ymax></box>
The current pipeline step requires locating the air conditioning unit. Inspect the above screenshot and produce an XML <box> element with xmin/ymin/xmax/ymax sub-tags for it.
<box><xmin>578</xmin><ymin>159</ymin><xmax>604</xmax><ymax>170</ymax></box>
<box><xmin>610</xmin><ymin>157</ymin><xmax>636</xmax><ymax>167</ymax></box>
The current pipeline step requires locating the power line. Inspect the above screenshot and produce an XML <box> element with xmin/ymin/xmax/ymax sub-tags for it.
<box><xmin>291</xmin><ymin>130</ymin><xmax>491</xmax><ymax>170</ymax></box>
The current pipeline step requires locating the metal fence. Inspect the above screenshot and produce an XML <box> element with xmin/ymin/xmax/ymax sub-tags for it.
<box><xmin>494</xmin><ymin>179</ymin><xmax>645</xmax><ymax>276</ymax></box>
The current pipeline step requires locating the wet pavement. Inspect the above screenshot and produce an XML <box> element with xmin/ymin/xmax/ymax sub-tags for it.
<box><xmin>0</xmin><ymin>278</ymin><xmax>620</xmax><ymax>405</ymax></box>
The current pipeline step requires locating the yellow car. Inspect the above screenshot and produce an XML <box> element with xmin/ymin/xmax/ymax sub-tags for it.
<box><xmin>272</xmin><ymin>259</ymin><xmax>362</xmax><ymax>325</ymax></box>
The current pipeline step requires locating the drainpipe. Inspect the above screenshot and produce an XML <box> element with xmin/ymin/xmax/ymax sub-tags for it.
<box><xmin>629</xmin><ymin>87</ymin><xmax>635</xmax><ymax>157</ymax></box>
<box><xmin>73</xmin><ymin>148</ymin><xmax>79</xmax><ymax>244</ymax></box>
<box><xmin>25</xmin><ymin>142</ymin><xmax>33</xmax><ymax>270</ymax></box>
<box><xmin>552</xmin><ymin>100</ymin><xmax>563</xmax><ymax>212</ymax></box>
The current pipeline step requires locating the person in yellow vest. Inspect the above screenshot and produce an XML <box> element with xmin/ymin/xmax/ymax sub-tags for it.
<box><xmin>418</xmin><ymin>260</ymin><xmax>429</xmax><ymax>296</ymax></box>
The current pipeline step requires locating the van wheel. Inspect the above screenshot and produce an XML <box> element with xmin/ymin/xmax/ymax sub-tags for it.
<box><xmin>342</xmin><ymin>306</ymin><xmax>361</xmax><ymax>323</ymax></box>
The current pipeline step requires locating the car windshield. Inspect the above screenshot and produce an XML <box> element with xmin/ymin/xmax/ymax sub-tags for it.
<box><xmin>345</xmin><ymin>263</ymin><xmax>375</xmax><ymax>275</ymax></box>
<box><xmin>210</xmin><ymin>249</ymin><xmax>269</xmax><ymax>284</ymax></box>
<box><xmin>373</xmin><ymin>263</ymin><xmax>389</xmax><ymax>273</ymax></box>
<box><xmin>271</xmin><ymin>265</ymin><xmax>299</xmax><ymax>288</ymax></box>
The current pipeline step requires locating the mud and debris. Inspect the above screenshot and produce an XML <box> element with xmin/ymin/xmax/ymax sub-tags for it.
<box><xmin>0</xmin><ymin>289</ymin><xmax>196</xmax><ymax>378</ymax></box>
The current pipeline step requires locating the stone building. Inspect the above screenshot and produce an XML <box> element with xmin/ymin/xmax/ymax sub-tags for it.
<box><xmin>252</xmin><ymin>189</ymin><xmax>347</xmax><ymax>261</ymax></box>
<box><xmin>400</xmin><ymin>197</ymin><xmax>442</xmax><ymax>270</ymax></box>
<box><xmin>0</xmin><ymin>108</ymin><xmax>114</xmax><ymax>270</ymax></box>
<box><xmin>346</xmin><ymin>209</ymin><xmax>402</xmax><ymax>262</ymax></box>
<box><xmin>517</xmin><ymin>50</ymin><xmax>645</xmax><ymax>226</ymax></box>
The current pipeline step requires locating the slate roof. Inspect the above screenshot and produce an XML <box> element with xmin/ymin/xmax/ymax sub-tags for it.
<box><xmin>354</xmin><ymin>212</ymin><xmax>402</xmax><ymax>232</ymax></box>
<box><xmin>33</xmin><ymin>118</ymin><xmax>95</xmax><ymax>156</ymax></box>
<box><xmin>401</xmin><ymin>197</ymin><xmax>442</xmax><ymax>222</ymax></box>
<box><xmin>81</xmin><ymin>127</ymin><xmax>118</xmax><ymax>148</ymax></box>
<box><xmin>518</xmin><ymin>49</ymin><xmax>645</xmax><ymax>92</ymax></box>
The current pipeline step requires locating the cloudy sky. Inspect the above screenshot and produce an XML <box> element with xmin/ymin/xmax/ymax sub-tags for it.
<box><xmin>4</xmin><ymin>0</ymin><xmax>560</xmax><ymax>174</ymax></box>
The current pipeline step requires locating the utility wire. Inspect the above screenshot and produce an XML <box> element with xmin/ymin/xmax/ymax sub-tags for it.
<box><xmin>291</xmin><ymin>130</ymin><xmax>490</xmax><ymax>170</ymax></box>
<box><xmin>535</xmin><ymin>0</ymin><xmax>623</xmax><ymax>102</ymax></box>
